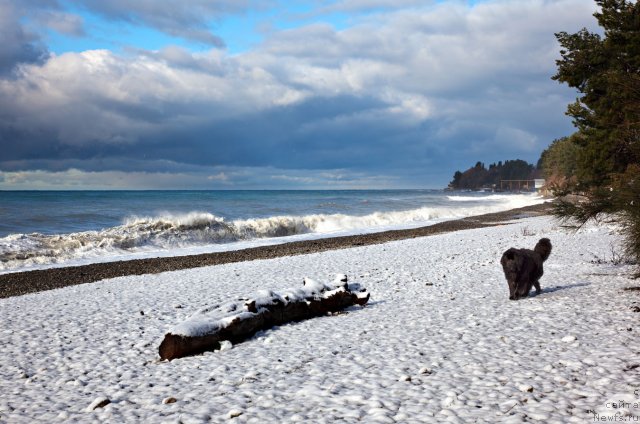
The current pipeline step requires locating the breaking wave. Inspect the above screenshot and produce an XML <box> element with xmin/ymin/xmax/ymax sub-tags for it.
<box><xmin>0</xmin><ymin>194</ymin><xmax>543</xmax><ymax>272</ymax></box>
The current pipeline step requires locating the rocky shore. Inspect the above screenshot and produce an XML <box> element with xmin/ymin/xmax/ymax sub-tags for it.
<box><xmin>0</xmin><ymin>202</ymin><xmax>553</xmax><ymax>298</ymax></box>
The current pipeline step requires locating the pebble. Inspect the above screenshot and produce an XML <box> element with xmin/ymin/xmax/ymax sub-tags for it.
<box><xmin>228</xmin><ymin>409</ymin><xmax>243</xmax><ymax>418</ymax></box>
<box><xmin>87</xmin><ymin>397</ymin><xmax>110</xmax><ymax>411</ymax></box>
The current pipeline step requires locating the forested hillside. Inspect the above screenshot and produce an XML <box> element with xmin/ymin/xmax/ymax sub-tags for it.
<box><xmin>448</xmin><ymin>160</ymin><xmax>539</xmax><ymax>190</ymax></box>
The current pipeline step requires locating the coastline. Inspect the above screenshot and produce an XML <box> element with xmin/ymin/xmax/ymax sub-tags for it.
<box><xmin>0</xmin><ymin>202</ymin><xmax>553</xmax><ymax>298</ymax></box>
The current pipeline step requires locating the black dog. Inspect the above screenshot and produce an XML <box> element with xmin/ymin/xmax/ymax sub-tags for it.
<box><xmin>500</xmin><ymin>238</ymin><xmax>552</xmax><ymax>300</ymax></box>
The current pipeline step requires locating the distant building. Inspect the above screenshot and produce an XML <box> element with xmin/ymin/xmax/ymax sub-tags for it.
<box><xmin>498</xmin><ymin>179</ymin><xmax>546</xmax><ymax>192</ymax></box>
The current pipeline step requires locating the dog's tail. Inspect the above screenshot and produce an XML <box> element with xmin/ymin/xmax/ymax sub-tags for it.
<box><xmin>534</xmin><ymin>238</ymin><xmax>552</xmax><ymax>262</ymax></box>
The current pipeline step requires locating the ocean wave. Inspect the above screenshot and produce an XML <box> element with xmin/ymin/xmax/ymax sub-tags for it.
<box><xmin>0</xmin><ymin>194</ymin><xmax>543</xmax><ymax>272</ymax></box>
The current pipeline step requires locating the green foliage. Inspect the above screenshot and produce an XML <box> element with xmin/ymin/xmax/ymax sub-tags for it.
<box><xmin>551</xmin><ymin>0</ymin><xmax>640</xmax><ymax>272</ymax></box>
<box><xmin>497</xmin><ymin>159</ymin><xmax>536</xmax><ymax>181</ymax></box>
<box><xmin>538</xmin><ymin>134</ymin><xmax>583</xmax><ymax>194</ymax></box>
<box><xmin>539</xmin><ymin>135</ymin><xmax>581</xmax><ymax>179</ymax></box>
<box><xmin>449</xmin><ymin>159</ymin><xmax>536</xmax><ymax>190</ymax></box>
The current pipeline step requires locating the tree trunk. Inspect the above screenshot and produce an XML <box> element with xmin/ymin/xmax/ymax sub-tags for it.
<box><xmin>159</xmin><ymin>277</ymin><xmax>369</xmax><ymax>360</ymax></box>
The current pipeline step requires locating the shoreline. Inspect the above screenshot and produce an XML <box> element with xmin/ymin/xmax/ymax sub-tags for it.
<box><xmin>0</xmin><ymin>202</ymin><xmax>553</xmax><ymax>299</ymax></box>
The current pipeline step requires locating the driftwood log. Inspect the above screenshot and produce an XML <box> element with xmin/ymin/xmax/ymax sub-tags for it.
<box><xmin>159</xmin><ymin>275</ymin><xmax>369</xmax><ymax>360</ymax></box>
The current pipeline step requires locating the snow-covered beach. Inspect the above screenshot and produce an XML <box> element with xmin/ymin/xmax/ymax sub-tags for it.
<box><xmin>1</xmin><ymin>213</ymin><xmax>639</xmax><ymax>423</ymax></box>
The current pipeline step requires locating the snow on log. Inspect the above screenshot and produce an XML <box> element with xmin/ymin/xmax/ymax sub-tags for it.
<box><xmin>159</xmin><ymin>274</ymin><xmax>369</xmax><ymax>360</ymax></box>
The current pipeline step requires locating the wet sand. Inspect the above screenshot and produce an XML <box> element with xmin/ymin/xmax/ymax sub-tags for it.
<box><xmin>0</xmin><ymin>202</ymin><xmax>553</xmax><ymax>298</ymax></box>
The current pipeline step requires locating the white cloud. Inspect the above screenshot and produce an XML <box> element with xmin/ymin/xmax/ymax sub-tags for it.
<box><xmin>207</xmin><ymin>172</ymin><xmax>229</xmax><ymax>182</ymax></box>
<box><xmin>3</xmin><ymin>48</ymin><xmax>306</xmax><ymax>146</ymax></box>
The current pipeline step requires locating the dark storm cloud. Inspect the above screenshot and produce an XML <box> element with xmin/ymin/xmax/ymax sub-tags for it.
<box><xmin>0</xmin><ymin>93</ymin><xmax>404</xmax><ymax>170</ymax></box>
<box><xmin>145</xmin><ymin>95</ymin><xmax>410</xmax><ymax>170</ymax></box>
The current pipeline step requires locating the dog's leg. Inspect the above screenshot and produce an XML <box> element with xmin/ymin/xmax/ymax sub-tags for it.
<box><xmin>512</xmin><ymin>280</ymin><xmax>524</xmax><ymax>300</ymax></box>
<box><xmin>533</xmin><ymin>280</ymin><xmax>541</xmax><ymax>295</ymax></box>
<box><xmin>508</xmin><ymin>279</ymin><xmax>517</xmax><ymax>300</ymax></box>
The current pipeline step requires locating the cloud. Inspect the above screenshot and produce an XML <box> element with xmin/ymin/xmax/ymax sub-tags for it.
<box><xmin>0</xmin><ymin>166</ymin><xmax>402</xmax><ymax>190</ymax></box>
<box><xmin>311</xmin><ymin>0</ymin><xmax>430</xmax><ymax>14</ymax></box>
<box><xmin>0</xmin><ymin>168</ymin><xmax>216</xmax><ymax>190</ymax></box>
<box><xmin>35</xmin><ymin>11</ymin><xmax>86</xmax><ymax>37</ymax></box>
<box><xmin>73</xmin><ymin>0</ymin><xmax>258</xmax><ymax>47</ymax></box>
<box><xmin>3</xmin><ymin>0</ymin><xmax>258</xmax><ymax>48</ymax></box>
<box><xmin>0</xmin><ymin>1</ymin><xmax>49</xmax><ymax>75</ymax></box>
<box><xmin>0</xmin><ymin>0</ymin><xmax>599</xmax><ymax>188</ymax></box>
<box><xmin>207</xmin><ymin>172</ymin><xmax>229</xmax><ymax>182</ymax></box>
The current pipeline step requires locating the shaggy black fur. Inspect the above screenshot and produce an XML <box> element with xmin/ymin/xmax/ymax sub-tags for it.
<box><xmin>500</xmin><ymin>238</ymin><xmax>552</xmax><ymax>300</ymax></box>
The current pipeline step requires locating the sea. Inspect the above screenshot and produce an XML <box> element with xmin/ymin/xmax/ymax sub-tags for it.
<box><xmin>0</xmin><ymin>190</ymin><xmax>544</xmax><ymax>273</ymax></box>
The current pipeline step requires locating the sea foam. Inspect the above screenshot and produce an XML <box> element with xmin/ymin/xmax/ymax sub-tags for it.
<box><xmin>0</xmin><ymin>193</ymin><xmax>543</xmax><ymax>272</ymax></box>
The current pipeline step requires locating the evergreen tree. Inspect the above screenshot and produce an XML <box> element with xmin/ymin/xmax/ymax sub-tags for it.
<box><xmin>448</xmin><ymin>159</ymin><xmax>536</xmax><ymax>190</ymax></box>
<box><xmin>552</xmin><ymin>0</ymin><xmax>640</xmax><ymax>269</ymax></box>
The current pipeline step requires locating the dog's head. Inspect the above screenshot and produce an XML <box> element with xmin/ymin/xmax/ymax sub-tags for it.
<box><xmin>501</xmin><ymin>249</ymin><xmax>523</xmax><ymax>299</ymax></box>
<box><xmin>534</xmin><ymin>238</ymin><xmax>552</xmax><ymax>262</ymax></box>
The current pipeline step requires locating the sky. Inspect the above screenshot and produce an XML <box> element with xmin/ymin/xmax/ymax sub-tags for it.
<box><xmin>0</xmin><ymin>0</ymin><xmax>599</xmax><ymax>190</ymax></box>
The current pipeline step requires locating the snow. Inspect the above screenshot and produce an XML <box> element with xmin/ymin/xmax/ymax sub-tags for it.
<box><xmin>170</xmin><ymin>276</ymin><xmax>364</xmax><ymax>338</ymax></box>
<box><xmin>1</xmin><ymin>216</ymin><xmax>639</xmax><ymax>422</ymax></box>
